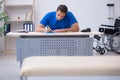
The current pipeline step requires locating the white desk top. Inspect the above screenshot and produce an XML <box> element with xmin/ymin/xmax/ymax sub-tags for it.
<box><xmin>6</xmin><ymin>31</ymin><xmax>102</xmax><ymax>37</ymax></box>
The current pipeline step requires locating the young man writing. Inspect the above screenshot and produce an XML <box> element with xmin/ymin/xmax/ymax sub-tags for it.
<box><xmin>35</xmin><ymin>5</ymin><xmax>79</xmax><ymax>33</ymax></box>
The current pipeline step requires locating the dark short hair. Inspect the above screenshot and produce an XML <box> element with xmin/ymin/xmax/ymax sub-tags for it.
<box><xmin>57</xmin><ymin>5</ymin><xmax>68</xmax><ymax>13</ymax></box>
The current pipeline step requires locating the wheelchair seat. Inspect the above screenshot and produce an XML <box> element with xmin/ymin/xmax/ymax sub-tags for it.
<box><xmin>99</xmin><ymin>18</ymin><xmax>120</xmax><ymax>34</ymax></box>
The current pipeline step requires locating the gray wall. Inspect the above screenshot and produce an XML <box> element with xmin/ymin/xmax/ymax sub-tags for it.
<box><xmin>35</xmin><ymin>0</ymin><xmax>120</xmax><ymax>31</ymax></box>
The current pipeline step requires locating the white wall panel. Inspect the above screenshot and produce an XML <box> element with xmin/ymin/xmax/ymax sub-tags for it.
<box><xmin>35</xmin><ymin>0</ymin><xmax>120</xmax><ymax>31</ymax></box>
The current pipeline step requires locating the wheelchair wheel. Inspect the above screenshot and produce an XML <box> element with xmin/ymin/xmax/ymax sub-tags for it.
<box><xmin>96</xmin><ymin>46</ymin><xmax>105</xmax><ymax>55</ymax></box>
<box><xmin>102</xmin><ymin>34</ymin><xmax>111</xmax><ymax>51</ymax></box>
<box><xmin>110</xmin><ymin>32</ymin><xmax>120</xmax><ymax>54</ymax></box>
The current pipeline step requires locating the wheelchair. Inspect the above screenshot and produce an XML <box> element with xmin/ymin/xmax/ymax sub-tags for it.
<box><xmin>94</xmin><ymin>18</ymin><xmax>120</xmax><ymax>55</ymax></box>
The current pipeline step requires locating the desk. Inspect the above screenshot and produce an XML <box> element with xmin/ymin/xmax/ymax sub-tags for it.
<box><xmin>6</xmin><ymin>32</ymin><xmax>102</xmax><ymax>62</ymax></box>
<box><xmin>7</xmin><ymin>31</ymin><xmax>101</xmax><ymax>37</ymax></box>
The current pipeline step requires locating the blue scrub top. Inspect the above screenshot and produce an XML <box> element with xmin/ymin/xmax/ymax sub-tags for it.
<box><xmin>40</xmin><ymin>11</ymin><xmax>78</xmax><ymax>30</ymax></box>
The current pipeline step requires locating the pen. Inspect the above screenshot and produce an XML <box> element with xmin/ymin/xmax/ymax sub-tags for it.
<box><xmin>45</xmin><ymin>26</ymin><xmax>53</xmax><ymax>33</ymax></box>
<box><xmin>45</xmin><ymin>26</ymin><xmax>49</xmax><ymax>32</ymax></box>
<box><xmin>47</xmin><ymin>26</ymin><xmax>50</xmax><ymax>28</ymax></box>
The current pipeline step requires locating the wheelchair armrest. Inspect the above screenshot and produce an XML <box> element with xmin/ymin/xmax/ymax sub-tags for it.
<box><xmin>101</xmin><ymin>24</ymin><xmax>114</xmax><ymax>27</ymax></box>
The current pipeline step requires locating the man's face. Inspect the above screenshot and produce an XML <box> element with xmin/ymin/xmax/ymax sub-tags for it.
<box><xmin>56</xmin><ymin>10</ymin><xmax>66</xmax><ymax>21</ymax></box>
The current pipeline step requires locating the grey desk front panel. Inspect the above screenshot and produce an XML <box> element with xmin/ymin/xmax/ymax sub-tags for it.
<box><xmin>17</xmin><ymin>37</ymin><xmax>93</xmax><ymax>61</ymax></box>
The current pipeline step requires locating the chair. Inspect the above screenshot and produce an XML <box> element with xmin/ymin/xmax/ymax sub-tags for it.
<box><xmin>97</xmin><ymin>18</ymin><xmax>120</xmax><ymax>54</ymax></box>
<box><xmin>99</xmin><ymin>18</ymin><xmax>120</xmax><ymax>34</ymax></box>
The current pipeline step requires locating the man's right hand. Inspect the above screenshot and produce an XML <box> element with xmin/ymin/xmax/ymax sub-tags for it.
<box><xmin>46</xmin><ymin>27</ymin><xmax>53</xmax><ymax>33</ymax></box>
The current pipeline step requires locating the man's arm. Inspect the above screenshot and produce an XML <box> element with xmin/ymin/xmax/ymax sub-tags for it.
<box><xmin>53</xmin><ymin>22</ymin><xmax>80</xmax><ymax>32</ymax></box>
<box><xmin>35</xmin><ymin>24</ymin><xmax>53</xmax><ymax>32</ymax></box>
<box><xmin>35</xmin><ymin>24</ymin><xmax>46</xmax><ymax>32</ymax></box>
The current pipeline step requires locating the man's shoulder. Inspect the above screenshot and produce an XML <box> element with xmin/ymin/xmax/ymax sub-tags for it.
<box><xmin>67</xmin><ymin>11</ymin><xmax>73</xmax><ymax>16</ymax></box>
<box><xmin>46</xmin><ymin>11</ymin><xmax>56</xmax><ymax>16</ymax></box>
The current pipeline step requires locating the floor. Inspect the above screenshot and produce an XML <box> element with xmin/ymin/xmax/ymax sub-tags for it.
<box><xmin>0</xmin><ymin>51</ymin><xmax>120</xmax><ymax>80</ymax></box>
<box><xmin>0</xmin><ymin>51</ymin><xmax>20</xmax><ymax>80</ymax></box>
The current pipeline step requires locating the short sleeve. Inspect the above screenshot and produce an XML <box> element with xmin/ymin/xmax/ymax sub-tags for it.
<box><xmin>68</xmin><ymin>12</ymin><xmax>78</xmax><ymax>26</ymax></box>
<box><xmin>40</xmin><ymin>13</ymin><xmax>49</xmax><ymax>27</ymax></box>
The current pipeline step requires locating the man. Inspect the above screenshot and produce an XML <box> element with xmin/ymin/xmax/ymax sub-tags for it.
<box><xmin>35</xmin><ymin>5</ymin><xmax>79</xmax><ymax>33</ymax></box>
